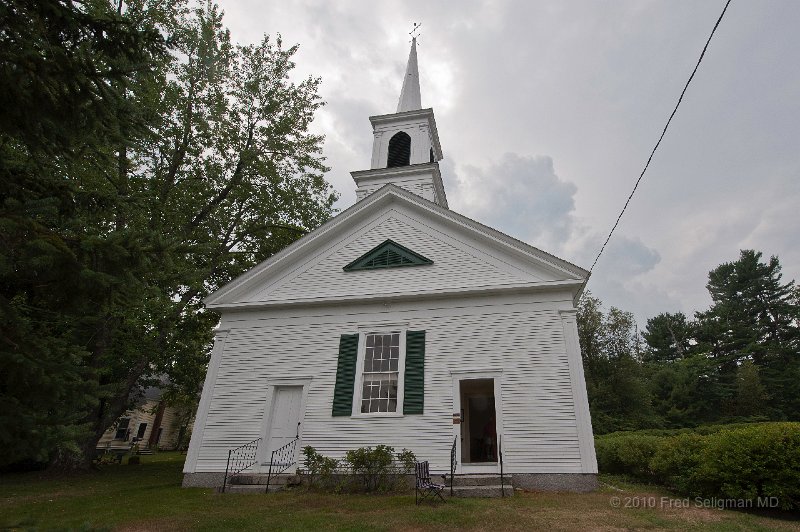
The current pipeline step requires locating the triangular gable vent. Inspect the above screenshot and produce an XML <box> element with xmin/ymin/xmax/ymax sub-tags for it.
<box><xmin>343</xmin><ymin>239</ymin><xmax>433</xmax><ymax>272</ymax></box>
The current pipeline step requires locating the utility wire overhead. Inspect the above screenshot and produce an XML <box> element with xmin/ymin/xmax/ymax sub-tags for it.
<box><xmin>581</xmin><ymin>0</ymin><xmax>734</xmax><ymax>294</ymax></box>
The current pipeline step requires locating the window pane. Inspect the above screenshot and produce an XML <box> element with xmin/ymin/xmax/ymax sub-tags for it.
<box><xmin>366</xmin><ymin>335</ymin><xmax>374</xmax><ymax>347</ymax></box>
<box><xmin>364</xmin><ymin>349</ymin><xmax>373</xmax><ymax>372</ymax></box>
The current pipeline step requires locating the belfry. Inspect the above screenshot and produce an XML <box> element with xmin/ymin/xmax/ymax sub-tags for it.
<box><xmin>352</xmin><ymin>37</ymin><xmax>447</xmax><ymax>207</ymax></box>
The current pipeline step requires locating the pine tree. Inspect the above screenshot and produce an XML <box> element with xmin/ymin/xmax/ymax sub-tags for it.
<box><xmin>642</xmin><ymin>312</ymin><xmax>693</xmax><ymax>363</ymax></box>
<box><xmin>694</xmin><ymin>250</ymin><xmax>800</xmax><ymax>420</ymax></box>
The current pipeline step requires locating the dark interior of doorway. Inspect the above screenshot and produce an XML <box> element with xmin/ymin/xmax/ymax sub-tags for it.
<box><xmin>460</xmin><ymin>378</ymin><xmax>497</xmax><ymax>463</ymax></box>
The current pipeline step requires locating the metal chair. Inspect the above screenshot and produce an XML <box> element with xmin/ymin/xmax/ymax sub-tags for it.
<box><xmin>414</xmin><ymin>461</ymin><xmax>446</xmax><ymax>505</ymax></box>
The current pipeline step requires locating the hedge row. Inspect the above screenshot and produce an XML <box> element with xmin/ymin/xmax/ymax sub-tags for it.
<box><xmin>594</xmin><ymin>422</ymin><xmax>800</xmax><ymax>510</ymax></box>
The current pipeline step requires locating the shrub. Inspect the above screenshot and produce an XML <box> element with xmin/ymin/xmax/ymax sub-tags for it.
<box><xmin>694</xmin><ymin>423</ymin><xmax>800</xmax><ymax>510</ymax></box>
<box><xmin>594</xmin><ymin>433</ymin><xmax>662</xmax><ymax>480</ymax></box>
<box><xmin>345</xmin><ymin>445</ymin><xmax>396</xmax><ymax>492</ymax></box>
<box><xmin>595</xmin><ymin>422</ymin><xmax>800</xmax><ymax>510</ymax></box>
<box><xmin>395</xmin><ymin>448</ymin><xmax>417</xmax><ymax>475</ymax></box>
<box><xmin>301</xmin><ymin>445</ymin><xmax>416</xmax><ymax>493</ymax></box>
<box><xmin>649</xmin><ymin>432</ymin><xmax>705</xmax><ymax>493</ymax></box>
<box><xmin>302</xmin><ymin>446</ymin><xmax>338</xmax><ymax>489</ymax></box>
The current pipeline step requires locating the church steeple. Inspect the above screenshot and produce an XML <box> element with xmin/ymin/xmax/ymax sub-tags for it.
<box><xmin>351</xmin><ymin>37</ymin><xmax>448</xmax><ymax>208</ymax></box>
<box><xmin>397</xmin><ymin>37</ymin><xmax>421</xmax><ymax>112</ymax></box>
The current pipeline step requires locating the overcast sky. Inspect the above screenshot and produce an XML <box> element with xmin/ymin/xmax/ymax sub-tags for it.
<box><xmin>221</xmin><ymin>0</ymin><xmax>800</xmax><ymax>324</ymax></box>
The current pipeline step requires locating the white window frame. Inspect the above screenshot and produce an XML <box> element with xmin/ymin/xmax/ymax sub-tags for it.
<box><xmin>352</xmin><ymin>327</ymin><xmax>407</xmax><ymax>418</ymax></box>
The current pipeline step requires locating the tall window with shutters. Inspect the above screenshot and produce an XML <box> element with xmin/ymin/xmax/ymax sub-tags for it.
<box><xmin>332</xmin><ymin>329</ymin><xmax>425</xmax><ymax>417</ymax></box>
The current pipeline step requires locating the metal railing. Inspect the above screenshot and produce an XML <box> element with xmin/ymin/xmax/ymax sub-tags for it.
<box><xmin>222</xmin><ymin>437</ymin><xmax>261</xmax><ymax>493</ymax></box>
<box><xmin>499</xmin><ymin>435</ymin><xmax>505</xmax><ymax>498</ymax></box>
<box><xmin>265</xmin><ymin>422</ymin><xmax>301</xmax><ymax>493</ymax></box>
<box><xmin>449</xmin><ymin>436</ymin><xmax>457</xmax><ymax>496</ymax></box>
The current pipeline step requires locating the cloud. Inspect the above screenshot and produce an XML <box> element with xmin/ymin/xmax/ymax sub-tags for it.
<box><xmin>449</xmin><ymin>153</ymin><xmax>577</xmax><ymax>251</ymax></box>
<box><xmin>218</xmin><ymin>0</ymin><xmax>800</xmax><ymax>326</ymax></box>
<box><xmin>446</xmin><ymin>151</ymin><xmax>668</xmax><ymax>323</ymax></box>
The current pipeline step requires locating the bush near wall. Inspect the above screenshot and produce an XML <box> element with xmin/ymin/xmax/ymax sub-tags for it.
<box><xmin>300</xmin><ymin>445</ymin><xmax>416</xmax><ymax>493</ymax></box>
<box><xmin>595</xmin><ymin>422</ymin><xmax>800</xmax><ymax>510</ymax></box>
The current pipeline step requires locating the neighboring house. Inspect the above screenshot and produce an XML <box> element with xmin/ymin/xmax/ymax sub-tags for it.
<box><xmin>183</xmin><ymin>39</ymin><xmax>597</xmax><ymax>492</ymax></box>
<box><xmin>97</xmin><ymin>385</ymin><xmax>192</xmax><ymax>453</ymax></box>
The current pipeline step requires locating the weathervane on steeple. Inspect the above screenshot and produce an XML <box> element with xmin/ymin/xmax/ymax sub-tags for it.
<box><xmin>397</xmin><ymin>25</ymin><xmax>422</xmax><ymax>112</ymax></box>
<box><xmin>409</xmin><ymin>22</ymin><xmax>422</xmax><ymax>41</ymax></box>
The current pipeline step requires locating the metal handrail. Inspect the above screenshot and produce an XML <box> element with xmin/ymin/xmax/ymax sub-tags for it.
<box><xmin>499</xmin><ymin>434</ymin><xmax>505</xmax><ymax>498</ymax></box>
<box><xmin>265</xmin><ymin>422</ymin><xmax>301</xmax><ymax>493</ymax></box>
<box><xmin>449</xmin><ymin>436</ymin><xmax>457</xmax><ymax>496</ymax></box>
<box><xmin>222</xmin><ymin>437</ymin><xmax>261</xmax><ymax>493</ymax></box>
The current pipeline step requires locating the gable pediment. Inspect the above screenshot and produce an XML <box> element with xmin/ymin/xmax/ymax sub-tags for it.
<box><xmin>205</xmin><ymin>185</ymin><xmax>588</xmax><ymax>309</ymax></box>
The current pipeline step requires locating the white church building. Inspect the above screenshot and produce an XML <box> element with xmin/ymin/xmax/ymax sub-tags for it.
<box><xmin>183</xmin><ymin>38</ymin><xmax>598</xmax><ymax>492</ymax></box>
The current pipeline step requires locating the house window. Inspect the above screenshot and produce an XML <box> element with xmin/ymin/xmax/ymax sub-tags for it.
<box><xmin>358</xmin><ymin>332</ymin><xmax>404</xmax><ymax>414</ymax></box>
<box><xmin>114</xmin><ymin>418</ymin><xmax>130</xmax><ymax>440</ymax></box>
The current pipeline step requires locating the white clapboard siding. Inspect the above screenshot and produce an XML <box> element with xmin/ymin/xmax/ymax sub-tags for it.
<box><xmin>191</xmin><ymin>297</ymin><xmax>587</xmax><ymax>475</ymax></box>
<box><xmin>246</xmin><ymin>212</ymin><xmax>550</xmax><ymax>305</ymax></box>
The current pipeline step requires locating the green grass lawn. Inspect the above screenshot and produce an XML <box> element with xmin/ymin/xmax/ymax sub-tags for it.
<box><xmin>1</xmin><ymin>453</ymin><xmax>797</xmax><ymax>531</ymax></box>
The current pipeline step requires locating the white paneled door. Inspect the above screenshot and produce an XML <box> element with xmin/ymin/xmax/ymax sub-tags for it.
<box><xmin>266</xmin><ymin>386</ymin><xmax>303</xmax><ymax>460</ymax></box>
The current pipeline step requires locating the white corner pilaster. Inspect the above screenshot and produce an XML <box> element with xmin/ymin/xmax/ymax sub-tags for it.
<box><xmin>183</xmin><ymin>328</ymin><xmax>230</xmax><ymax>473</ymax></box>
<box><xmin>370</xmin><ymin>131</ymin><xmax>383</xmax><ymax>169</ymax></box>
<box><xmin>559</xmin><ymin>309</ymin><xmax>598</xmax><ymax>473</ymax></box>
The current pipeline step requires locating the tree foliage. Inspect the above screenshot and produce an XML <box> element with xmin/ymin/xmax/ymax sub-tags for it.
<box><xmin>580</xmin><ymin>250</ymin><xmax>800</xmax><ymax>434</ymax></box>
<box><xmin>0</xmin><ymin>0</ymin><xmax>336</xmax><ymax>469</ymax></box>
<box><xmin>578</xmin><ymin>293</ymin><xmax>655</xmax><ymax>434</ymax></box>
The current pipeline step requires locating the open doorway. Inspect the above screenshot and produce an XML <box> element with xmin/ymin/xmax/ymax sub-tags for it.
<box><xmin>459</xmin><ymin>378</ymin><xmax>497</xmax><ymax>463</ymax></box>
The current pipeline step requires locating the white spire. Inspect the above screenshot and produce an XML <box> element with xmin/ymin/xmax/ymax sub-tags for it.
<box><xmin>396</xmin><ymin>37</ymin><xmax>422</xmax><ymax>112</ymax></box>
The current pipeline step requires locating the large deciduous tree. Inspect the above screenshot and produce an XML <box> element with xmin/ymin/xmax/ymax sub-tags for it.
<box><xmin>577</xmin><ymin>292</ymin><xmax>655</xmax><ymax>434</ymax></box>
<box><xmin>0</xmin><ymin>0</ymin><xmax>337</xmax><ymax>469</ymax></box>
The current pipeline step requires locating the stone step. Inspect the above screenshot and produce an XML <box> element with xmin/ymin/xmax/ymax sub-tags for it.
<box><xmin>450</xmin><ymin>485</ymin><xmax>514</xmax><ymax>498</ymax></box>
<box><xmin>222</xmin><ymin>484</ymin><xmax>284</xmax><ymax>494</ymax></box>
<box><xmin>229</xmin><ymin>473</ymin><xmax>298</xmax><ymax>486</ymax></box>
<box><xmin>447</xmin><ymin>474</ymin><xmax>513</xmax><ymax>487</ymax></box>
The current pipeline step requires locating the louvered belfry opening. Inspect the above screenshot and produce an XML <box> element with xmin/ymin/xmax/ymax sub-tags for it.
<box><xmin>387</xmin><ymin>131</ymin><xmax>411</xmax><ymax>167</ymax></box>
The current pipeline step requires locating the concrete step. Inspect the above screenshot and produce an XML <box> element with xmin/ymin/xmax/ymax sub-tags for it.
<box><xmin>450</xmin><ymin>485</ymin><xmax>514</xmax><ymax>498</ymax></box>
<box><xmin>447</xmin><ymin>474</ymin><xmax>513</xmax><ymax>487</ymax></box>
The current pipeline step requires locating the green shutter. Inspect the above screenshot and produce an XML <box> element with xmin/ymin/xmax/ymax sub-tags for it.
<box><xmin>332</xmin><ymin>334</ymin><xmax>359</xmax><ymax>416</ymax></box>
<box><xmin>404</xmin><ymin>330</ymin><xmax>425</xmax><ymax>415</ymax></box>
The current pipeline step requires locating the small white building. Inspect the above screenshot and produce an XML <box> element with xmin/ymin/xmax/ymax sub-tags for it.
<box><xmin>183</xmin><ymin>39</ymin><xmax>597</xmax><ymax>492</ymax></box>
